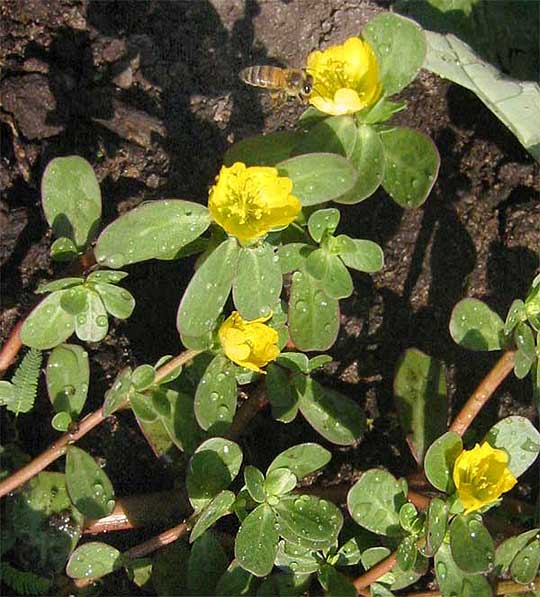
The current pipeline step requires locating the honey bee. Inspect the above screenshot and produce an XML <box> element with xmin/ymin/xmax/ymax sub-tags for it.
<box><xmin>239</xmin><ymin>66</ymin><xmax>313</xmax><ymax>103</ymax></box>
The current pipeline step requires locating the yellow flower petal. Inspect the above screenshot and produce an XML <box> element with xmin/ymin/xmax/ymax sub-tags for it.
<box><xmin>208</xmin><ymin>162</ymin><xmax>301</xmax><ymax>244</ymax></box>
<box><xmin>453</xmin><ymin>442</ymin><xmax>517</xmax><ymax>514</ymax></box>
<box><xmin>219</xmin><ymin>311</ymin><xmax>280</xmax><ymax>373</ymax></box>
<box><xmin>307</xmin><ymin>36</ymin><xmax>382</xmax><ymax>116</ymax></box>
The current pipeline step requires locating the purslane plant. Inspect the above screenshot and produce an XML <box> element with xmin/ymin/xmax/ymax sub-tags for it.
<box><xmin>1</xmin><ymin>10</ymin><xmax>539</xmax><ymax>597</ymax></box>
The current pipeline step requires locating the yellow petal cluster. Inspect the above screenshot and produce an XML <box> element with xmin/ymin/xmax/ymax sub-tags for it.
<box><xmin>208</xmin><ymin>162</ymin><xmax>301</xmax><ymax>244</ymax></box>
<box><xmin>306</xmin><ymin>37</ymin><xmax>382</xmax><ymax>116</ymax></box>
<box><xmin>219</xmin><ymin>311</ymin><xmax>279</xmax><ymax>373</ymax></box>
<box><xmin>453</xmin><ymin>442</ymin><xmax>517</xmax><ymax>514</ymax></box>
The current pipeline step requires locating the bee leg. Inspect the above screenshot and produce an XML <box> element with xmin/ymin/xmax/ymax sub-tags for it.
<box><xmin>270</xmin><ymin>91</ymin><xmax>286</xmax><ymax>109</ymax></box>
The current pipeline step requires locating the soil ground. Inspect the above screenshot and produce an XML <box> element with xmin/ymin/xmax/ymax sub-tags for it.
<box><xmin>1</xmin><ymin>0</ymin><xmax>539</xmax><ymax>594</ymax></box>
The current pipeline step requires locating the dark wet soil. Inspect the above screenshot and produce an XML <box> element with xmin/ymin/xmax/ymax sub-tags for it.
<box><xmin>1</xmin><ymin>0</ymin><xmax>539</xmax><ymax>593</ymax></box>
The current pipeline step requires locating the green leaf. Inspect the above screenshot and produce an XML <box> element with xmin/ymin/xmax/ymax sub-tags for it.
<box><xmin>308</xmin><ymin>355</ymin><xmax>332</xmax><ymax>372</ymax></box>
<box><xmin>36</xmin><ymin>277</ymin><xmax>84</xmax><ymax>294</ymax></box>
<box><xmin>338</xmin><ymin>237</ymin><xmax>384</xmax><ymax>273</ymax></box>
<box><xmin>5</xmin><ymin>471</ymin><xmax>83</xmax><ymax>574</ymax></box>
<box><xmin>92</xmin><ymin>282</ymin><xmax>135</xmax><ymax>319</ymax></box>
<box><xmin>277</xmin><ymin>153</ymin><xmax>358</xmax><ymax>206</ymax></box>
<box><xmin>484</xmin><ymin>415</ymin><xmax>540</xmax><ymax>478</ymax></box>
<box><xmin>275</xmin><ymin>540</ymin><xmax>319</xmax><ymax>574</ymax></box>
<box><xmin>422</xmin><ymin>30</ymin><xmax>540</xmax><ymax>163</ymax></box>
<box><xmin>190</xmin><ymin>490</ymin><xmax>236</xmax><ymax>543</ymax></box>
<box><xmin>293</xmin><ymin>115</ymin><xmax>357</xmax><ymax>157</ymax></box>
<box><xmin>50</xmin><ymin>236</ymin><xmax>79</xmax><ymax>261</ymax></box>
<box><xmin>152</xmin><ymin>541</ymin><xmax>190</xmax><ymax>596</ymax></box>
<box><xmin>278</xmin><ymin>243</ymin><xmax>313</xmax><ymax>274</ymax></box>
<box><xmin>358</xmin><ymin>98</ymin><xmax>406</xmax><ymax>125</ymax></box>
<box><xmin>264</xmin><ymin>468</ymin><xmax>297</xmax><ymax>497</ymax></box>
<box><xmin>318</xmin><ymin>565</ymin><xmax>357</xmax><ymax>597</ymax></box>
<box><xmin>65</xmin><ymin>445</ymin><xmax>115</xmax><ymax>519</ymax></box>
<box><xmin>20</xmin><ymin>291</ymin><xmax>75</xmax><ymax>349</ymax></box>
<box><xmin>363</xmin><ymin>13</ymin><xmax>426</xmax><ymax>95</ymax></box>
<box><xmin>267</xmin><ymin>443</ymin><xmax>331</xmax><ymax>481</ymax></box>
<box><xmin>194</xmin><ymin>354</ymin><xmax>237</xmax><ymax>434</ymax></box>
<box><xmin>188</xmin><ymin>531</ymin><xmax>228</xmax><ymax>596</ymax></box>
<box><xmin>494</xmin><ymin>528</ymin><xmax>540</xmax><ymax>576</ymax></box>
<box><xmin>244</xmin><ymin>466</ymin><xmax>266</xmax><ymax>503</ymax></box>
<box><xmin>126</xmin><ymin>558</ymin><xmax>153</xmax><ymax>589</ymax></box>
<box><xmin>103</xmin><ymin>367</ymin><xmax>132</xmax><ymax>416</ymax></box>
<box><xmin>274</xmin><ymin>494</ymin><xmax>343</xmax><ymax>550</ymax></box>
<box><xmin>1</xmin><ymin>348</ymin><xmax>42</xmax><ymax>415</ymax></box>
<box><xmin>308</xmin><ymin>208</ymin><xmax>340</xmax><ymax>243</ymax></box>
<box><xmin>233</xmin><ymin>244</ymin><xmax>283</xmax><ymax>320</ymax></box>
<box><xmin>297</xmin><ymin>377</ymin><xmax>365</xmax><ymax>446</ymax></box>
<box><xmin>380</xmin><ymin>127</ymin><xmax>440</xmax><ymax>208</ymax></box>
<box><xmin>224</xmin><ymin>131</ymin><xmax>301</xmax><ymax>167</ymax></box>
<box><xmin>46</xmin><ymin>343</ymin><xmax>89</xmax><ymax>417</ymax></box>
<box><xmin>266</xmin><ymin>363</ymin><xmax>299</xmax><ymax>423</ymax></box>
<box><xmin>424</xmin><ymin>431</ymin><xmax>462</xmax><ymax>492</ymax></box>
<box><xmin>130</xmin><ymin>391</ymin><xmax>158</xmax><ymax>422</ymax></box>
<box><xmin>74</xmin><ymin>289</ymin><xmax>108</xmax><ymax>342</ymax></box>
<box><xmin>397</xmin><ymin>536</ymin><xmax>418</xmax><ymax>571</ymax></box>
<box><xmin>86</xmin><ymin>270</ymin><xmax>128</xmax><ymax>284</ymax></box>
<box><xmin>131</xmin><ymin>364</ymin><xmax>156</xmax><ymax>391</ymax></box>
<box><xmin>426</xmin><ymin>498</ymin><xmax>449</xmax><ymax>556</ymax></box>
<box><xmin>66</xmin><ymin>542</ymin><xmax>121</xmax><ymax>579</ymax></box>
<box><xmin>305</xmin><ymin>248</ymin><xmax>330</xmax><ymax>280</ymax></box>
<box><xmin>42</xmin><ymin>156</ymin><xmax>101</xmax><ymax>250</ymax></box>
<box><xmin>393</xmin><ymin>348</ymin><xmax>447</xmax><ymax>464</ymax></box>
<box><xmin>177</xmin><ymin>238</ymin><xmax>239</xmax><ymax>342</ymax></box>
<box><xmin>161</xmin><ymin>388</ymin><xmax>204</xmax><ymax>455</ymax></box>
<box><xmin>510</xmin><ymin>539</ymin><xmax>540</xmax><ymax>584</ymax></box>
<box><xmin>321</xmin><ymin>254</ymin><xmax>354</xmax><ymax>299</ymax></box>
<box><xmin>450</xmin><ymin>515</ymin><xmax>494</xmax><ymax>574</ymax></box>
<box><xmin>187</xmin><ymin>438</ymin><xmax>243</xmax><ymax>511</ymax></box>
<box><xmin>135</xmin><ymin>414</ymin><xmax>175</xmax><ymax>459</ymax></box>
<box><xmin>95</xmin><ymin>199</ymin><xmax>210</xmax><ymax>268</ymax></box>
<box><xmin>288</xmin><ymin>271</ymin><xmax>339</xmax><ymax>351</ymax></box>
<box><xmin>235</xmin><ymin>503</ymin><xmax>279</xmax><ymax>577</ymax></box>
<box><xmin>215</xmin><ymin>560</ymin><xmax>258</xmax><ymax>596</ymax></box>
<box><xmin>514</xmin><ymin>348</ymin><xmax>534</xmax><ymax>379</ymax></box>
<box><xmin>504</xmin><ymin>299</ymin><xmax>526</xmax><ymax>335</ymax></box>
<box><xmin>434</xmin><ymin>542</ymin><xmax>492</xmax><ymax>597</ymax></box>
<box><xmin>514</xmin><ymin>322</ymin><xmax>536</xmax><ymax>360</ymax></box>
<box><xmin>335</xmin><ymin>124</ymin><xmax>385</xmax><ymax>204</ymax></box>
<box><xmin>449</xmin><ymin>298</ymin><xmax>504</xmax><ymax>351</ymax></box>
<box><xmin>347</xmin><ymin>469</ymin><xmax>407</xmax><ymax>536</ymax></box>
<box><xmin>60</xmin><ymin>285</ymin><xmax>88</xmax><ymax>315</ymax></box>
<box><xmin>51</xmin><ymin>411</ymin><xmax>72</xmax><ymax>431</ymax></box>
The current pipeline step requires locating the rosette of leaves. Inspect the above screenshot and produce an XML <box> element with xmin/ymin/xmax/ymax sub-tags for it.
<box><xmin>449</xmin><ymin>274</ymin><xmax>540</xmax><ymax>402</ymax></box>
<box><xmin>20</xmin><ymin>270</ymin><xmax>135</xmax><ymax>350</ymax></box>
<box><xmin>225</xmin><ymin>13</ymin><xmax>440</xmax><ymax>209</ymax></box>
<box><xmin>41</xmin><ymin>156</ymin><xmax>102</xmax><ymax>262</ymax></box>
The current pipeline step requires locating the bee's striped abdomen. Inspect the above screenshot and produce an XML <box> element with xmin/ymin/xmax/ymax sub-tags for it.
<box><xmin>239</xmin><ymin>66</ymin><xmax>285</xmax><ymax>90</ymax></box>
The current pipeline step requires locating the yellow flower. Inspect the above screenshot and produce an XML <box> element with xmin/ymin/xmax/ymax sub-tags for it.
<box><xmin>453</xmin><ymin>442</ymin><xmax>517</xmax><ymax>514</ymax></box>
<box><xmin>208</xmin><ymin>162</ymin><xmax>301</xmax><ymax>244</ymax></box>
<box><xmin>219</xmin><ymin>311</ymin><xmax>280</xmax><ymax>373</ymax></box>
<box><xmin>306</xmin><ymin>37</ymin><xmax>382</xmax><ymax>116</ymax></box>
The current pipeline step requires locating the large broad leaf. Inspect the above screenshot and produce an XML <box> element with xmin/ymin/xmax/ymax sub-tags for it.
<box><xmin>296</xmin><ymin>377</ymin><xmax>365</xmax><ymax>445</ymax></box>
<box><xmin>422</xmin><ymin>30</ymin><xmax>540</xmax><ymax>163</ymax></box>
<box><xmin>449</xmin><ymin>514</ymin><xmax>495</xmax><ymax>574</ymax></box>
<box><xmin>435</xmin><ymin>542</ymin><xmax>492</xmax><ymax>597</ymax></box>
<box><xmin>95</xmin><ymin>200</ymin><xmax>210</xmax><ymax>268</ymax></box>
<box><xmin>215</xmin><ymin>560</ymin><xmax>258</xmax><ymax>596</ymax></box>
<box><xmin>288</xmin><ymin>271</ymin><xmax>339</xmax><ymax>351</ymax></box>
<box><xmin>20</xmin><ymin>291</ymin><xmax>75</xmax><ymax>350</ymax></box>
<box><xmin>274</xmin><ymin>494</ymin><xmax>343</xmax><ymax>550</ymax></box>
<box><xmin>177</xmin><ymin>238</ymin><xmax>240</xmax><ymax>343</ymax></box>
<box><xmin>224</xmin><ymin>131</ymin><xmax>301</xmax><ymax>167</ymax></box>
<box><xmin>380</xmin><ymin>126</ymin><xmax>440</xmax><ymax>208</ymax></box>
<box><xmin>46</xmin><ymin>343</ymin><xmax>89</xmax><ymax>417</ymax></box>
<box><xmin>187</xmin><ymin>438</ymin><xmax>243</xmax><ymax>512</ymax></box>
<box><xmin>65</xmin><ymin>446</ymin><xmax>115</xmax><ymax>519</ymax></box>
<box><xmin>190</xmin><ymin>490</ymin><xmax>236</xmax><ymax>543</ymax></box>
<box><xmin>267</xmin><ymin>443</ymin><xmax>331</xmax><ymax>481</ymax></box>
<box><xmin>187</xmin><ymin>531</ymin><xmax>228</xmax><ymax>597</ymax></box>
<box><xmin>484</xmin><ymin>415</ymin><xmax>540</xmax><ymax>478</ymax></box>
<box><xmin>66</xmin><ymin>542</ymin><xmax>122</xmax><ymax>579</ymax></box>
<box><xmin>235</xmin><ymin>503</ymin><xmax>279</xmax><ymax>577</ymax></box>
<box><xmin>277</xmin><ymin>153</ymin><xmax>358</xmax><ymax>206</ymax></box>
<box><xmin>338</xmin><ymin>237</ymin><xmax>384</xmax><ymax>273</ymax></box>
<box><xmin>194</xmin><ymin>354</ymin><xmax>237</xmax><ymax>434</ymax></box>
<box><xmin>42</xmin><ymin>156</ymin><xmax>101</xmax><ymax>250</ymax></box>
<box><xmin>335</xmin><ymin>125</ymin><xmax>385</xmax><ymax>204</ymax></box>
<box><xmin>74</xmin><ymin>289</ymin><xmax>109</xmax><ymax>343</ymax></box>
<box><xmin>424</xmin><ymin>431</ymin><xmax>463</xmax><ymax>492</ymax></box>
<box><xmin>293</xmin><ymin>115</ymin><xmax>357</xmax><ymax>157</ymax></box>
<box><xmin>161</xmin><ymin>388</ymin><xmax>204</xmax><ymax>455</ymax></box>
<box><xmin>363</xmin><ymin>13</ymin><xmax>426</xmax><ymax>96</ymax></box>
<box><xmin>449</xmin><ymin>298</ymin><xmax>504</xmax><ymax>351</ymax></box>
<box><xmin>92</xmin><ymin>282</ymin><xmax>135</xmax><ymax>319</ymax></box>
<box><xmin>233</xmin><ymin>243</ymin><xmax>282</xmax><ymax>320</ymax></box>
<box><xmin>393</xmin><ymin>348</ymin><xmax>448</xmax><ymax>464</ymax></box>
<box><xmin>348</xmin><ymin>469</ymin><xmax>408</xmax><ymax>536</ymax></box>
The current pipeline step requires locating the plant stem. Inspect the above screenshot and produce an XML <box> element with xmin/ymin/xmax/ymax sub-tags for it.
<box><xmin>0</xmin><ymin>349</ymin><xmax>199</xmax><ymax>499</ymax></box>
<box><xmin>353</xmin><ymin>550</ymin><xmax>397</xmax><ymax>594</ymax></box>
<box><xmin>0</xmin><ymin>320</ymin><xmax>23</xmax><ymax>377</ymax></box>
<box><xmin>226</xmin><ymin>382</ymin><xmax>268</xmax><ymax>441</ymax></box>
<box><xmin>449</xmin><ymin>350</ymin><xmax>515</xmax><ymax>436</ymax></box>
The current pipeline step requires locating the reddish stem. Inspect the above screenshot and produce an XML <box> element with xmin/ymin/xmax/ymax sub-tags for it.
<box><xmin>449</xmin><ymin>350</ymin><xmax>515</xmax><ymax>437</ymax></box>
<box><xmin>0</xmin><ymin>320</ymin><xmax>23</xmax><ymax>377</ymax></box>
<box><xmin>226</xmin><ymin>383</ymin><xmax>268</xmax><ymax>441</ymax></box>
